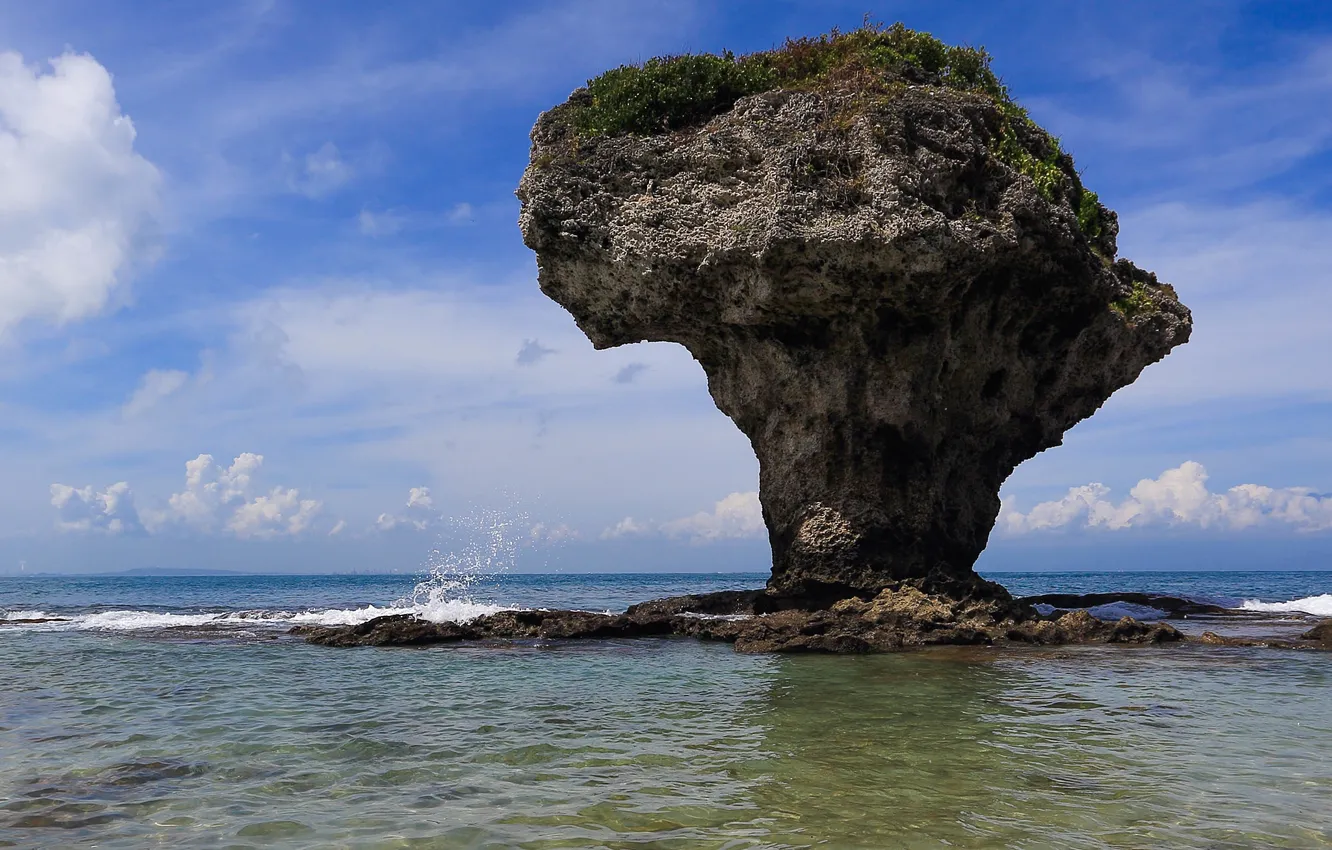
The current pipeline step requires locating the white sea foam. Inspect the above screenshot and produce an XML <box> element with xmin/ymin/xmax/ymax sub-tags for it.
<box><xmin>1</xmin><ymin>610</ymin><xmax>57</xmax><ymax>621</ymax></box>
<box><xmin>1240</xmin><ymin>594</ymin><xmax>1332</xmax><ymax>617</ymax></box>
<box><xmin>676</xmin><ymin>612</ymin><xmax>754</xmax><ymax>622</ymax></box>
<box><xmin>0</xmin><ymin>600</ymin><xmax>511</xmax><ymax>633</ymax></box>
<box><xmin>3</xmin><ymin>508</ymin><xmax>531</xmax><ymax>634</ymax></box>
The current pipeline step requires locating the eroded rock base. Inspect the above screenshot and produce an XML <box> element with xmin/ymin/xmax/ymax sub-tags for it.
<box><xmin>286</xmin><ymin>582</ymin><xmax>1332</xmax><ymax>654</ymax></box>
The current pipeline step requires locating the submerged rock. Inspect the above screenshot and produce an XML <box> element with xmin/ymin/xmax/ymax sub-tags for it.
<box><xmin>1017</xmin><ymin>593</ymin><xmax>1234</xmax><ymax>618</ymax></box>
<box><xmin>1301</xmin><ymin>620</ymin><xmax>1332</xmax><ymax>645</ymax></box>
<box><xmin>517</xmin><ymin>26</ymin><xmax>1190</xmax><ymax>601</ymax></box>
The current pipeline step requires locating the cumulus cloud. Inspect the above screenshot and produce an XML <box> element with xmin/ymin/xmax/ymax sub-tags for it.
<box><xmin>600</xmin><ymin>516</ymin><xmax>651</xmax><ymax>540</ymax></box>
<box><xmin>122</xmin><ymin>369</ymin><xmax>189</xmax><ymax>417</ymax></box>
<box><xmin>50</xmin><ymin>481</ymin><xmax>143</xmax><ymax>534</ymax></box>
<box><xmin>375</xmin><ymin>485</ymin><xmax>439</xmax><ymax>531</ymax></box>
<box><xmin>227</xmin><ymin>486</ymin><xmax>321</xmax><ymax>538</ymax></box>
<box><xmin>1000</xmin><ymin>462</ymin><xmax>1332</xmax><ymax>534</ymax></box>
<box><xmin>149</xmin><ymin>452</ymin><xmax>322</xmax><ymax>538</ymax></box>
<box><xmin>602</xmin><ymin>491</ymin><xmax>765</xmax><ymax>543</ymax></box>
<box><xmin>0</xmin><ymin>51</ymin><xmax>161</xmax><ymax>337</ymax></box>
<box><xmin>52</xmin><ymin>453</ymin><xmax>322</xmax><ymax>538</ymax></box>
<box><xmin>662</xmin><ymin>491</ymin><xmax>765</xmax><ymax>541</ymax></box>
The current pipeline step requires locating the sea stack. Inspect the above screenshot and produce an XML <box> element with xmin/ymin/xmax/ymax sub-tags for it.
<box><xmin>517</xmin><ymin>24</ymin><xmax>1190</xmax><ymax>606</ymax></box>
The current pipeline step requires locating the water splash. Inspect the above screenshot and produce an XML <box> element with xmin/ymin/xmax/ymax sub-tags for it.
<box><xmin>397</xmin><ymin>507</ymin><xmax>529</xmax><ymax>620</ymax></box>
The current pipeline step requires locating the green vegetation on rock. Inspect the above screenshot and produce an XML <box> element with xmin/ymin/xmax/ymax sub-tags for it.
<box><xmin>572</xmin><ymin>22</ymin><xmax>1006</xmax><ymax>136</ymax></box>
<box><xmin>564</xmin><ymin>21</ymin><xmax>1108</xmax><ymax>245</ymax></box>
<box><xmin>1111</xmin><ymin>280</ymin><xmax>1154</xmax><ymax>320</ymax></box>
<box><xmin>1077</xmin><ymin>190</ymin><xmax>1105</xmax><ymax>241</ymax></box>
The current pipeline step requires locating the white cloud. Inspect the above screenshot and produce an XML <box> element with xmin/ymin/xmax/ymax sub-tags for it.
<box><xmin>51</xmin><ymin>452</ymin><xmax>324</xmax><ymax>538</ymax></box>
<box><xmin>123</xmin><ymin>368</ymin><xmax>189</xmax><ymax>417</ymax></box>
<box><xmin>0</xmin><ymin>51</ymin><xmax>161</xmax><ymax>338</ymax></box>
<box><xmin>1000</xmin><ymin>462</ymin><xmax>1332</xmax><ymax>534</ymax></box>
<box><xmin>49</xmin><ymin>481</ymin><xmax>143</xmax><ymax>534</ymax></box>
<box><xmin>600</xmin><ymin>516</ymin><xmax>650</xmax><ymax>540</ymax></box>
<box><xmin>226</xmin><ymin>485</ymin><xmax>321</xmax><ymax>539</ymax></box>
<box><xmin>289</xmin><ymin>141</ymin><xmax>350</xmax><ymax>197</ymax></box>
<box><xmin>376</xmin><ymin>485</ymin><xmax>439</xmax><ymax>531</ymax></box>
<box><xmin>601</xmin><ymin>491</ymin><xmax>765</xmax><ymax>543</ymax></box>
<box><xmin>9</xmin><ymin>280</ymin><xmax>756</xmax><ymax>540</ymax></box>
<box><xmin>228</xmin><ymin>285</ymin><xmax>712</xmax><ymax>405</ymax></box>
<box><xmin>661</xmin><ymin>491</ymin><xmax>764</xmax><ymax>541</ymax></box>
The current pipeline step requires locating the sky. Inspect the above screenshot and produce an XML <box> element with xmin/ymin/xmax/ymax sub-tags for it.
<box><xmin>1</xmin><ymin>0</ymin><xmax>1330</xmax><ymax>575</ymax></box>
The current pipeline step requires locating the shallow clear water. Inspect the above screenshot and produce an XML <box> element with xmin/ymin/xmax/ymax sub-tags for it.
<box><xmin>2</xmin><ymin>571</ymin><xmax>1331</xmax><ymax>848</ymax></box>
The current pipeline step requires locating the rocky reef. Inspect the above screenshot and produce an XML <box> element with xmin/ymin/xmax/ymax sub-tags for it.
<box><xmin>516</xmin><ymin>24</ymin><xmax>1190</xmax><ymax>604</ymax></box>
<box><xmin>294</xmin><ymin>587</ymin><xmax>1332</xmax><ymax>654</ymax></box>
<box><xmin>295</xmin><ymin>585</ymin><xmax>1188</xmax><ymax>652</ymax></box>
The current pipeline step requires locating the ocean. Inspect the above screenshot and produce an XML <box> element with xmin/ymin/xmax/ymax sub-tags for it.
<box><xmin>2</xmin><ymin>570</ymin><xmax>1330</xmax><ymax>848</ymax></box>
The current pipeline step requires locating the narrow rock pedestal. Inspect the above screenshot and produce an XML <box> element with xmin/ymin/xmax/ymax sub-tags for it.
<box><xmin>518</xmin><ymin>84</ymin><xmax>1190</xmax><ymax>601</ymax></box>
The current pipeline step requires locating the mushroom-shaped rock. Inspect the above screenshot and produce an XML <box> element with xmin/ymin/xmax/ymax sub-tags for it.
<box><xmin>517</xmin><ymin>25</ymin><xmax>1190</xmax><ymax>604</ymax></box>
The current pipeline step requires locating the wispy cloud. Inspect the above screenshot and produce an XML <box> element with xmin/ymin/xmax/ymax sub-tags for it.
<box><xmin>357</xmin><ymin>209</ymin><xmax>405</xmax><ymax>237</ymax></box>
<box><xmin>287</xmin><ymin>141</ymin><xmax>352</xmax><ymax>198</ymax></box>
<box><xmin>446</xmin><ymin>202</ymin><xmax>474</xmax><ymax>225</ymax></box>
<box><xmin>1104</xmin><ymin>200</ymin><xmax>1332</xmax><ymax>408</ymax></box>
<box><xmin>1036</xmin><ymin>34</ymin><xmax>1332</xmax><ymax>197</ymax></box>
<box><xmin>192</xmin><ymin>0</ymin><xmax>703</xmax><ymax>143</ymax></box>
<box><xmin>613</xmin><ymin>363</ymin><xmax>649</xmax><ymax>384</ymax></box>
<box><xmin>515</xmin><ymin>338</ymin><xmax>556</xmax><ymax>366</ymax></box>
<box><xmin>123</xmin><ymin>369</ymin><xmax>190</xmax><ymax>417</ymax></box>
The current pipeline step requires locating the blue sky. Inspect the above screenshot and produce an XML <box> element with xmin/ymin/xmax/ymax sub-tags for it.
<box><xmin>1</xmin><ymin>0</ymin><xmax>1331</xmax><ymax>574</ymax></box>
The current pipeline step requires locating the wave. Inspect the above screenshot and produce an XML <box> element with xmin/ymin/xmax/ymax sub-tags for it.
<box><xmin>0</xmin><ymin>599</ymin><xmax>511</xmax><ymax>633</ymax></box>
<box><xmin>0</xmin><ymin>609</ymin><xmax>57</xmax><ymax>621</ymax></box>
<box><xmin>1240</xmin><ymin>594</ymin><xmax>1332</xmax><ymax>617</ymax></box>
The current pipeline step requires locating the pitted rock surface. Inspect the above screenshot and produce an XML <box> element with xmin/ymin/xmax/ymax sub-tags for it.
<box><xmin>518</xmin><ymin>78</ymin><xmax>1190</xmax><ymax>600</ymax></box>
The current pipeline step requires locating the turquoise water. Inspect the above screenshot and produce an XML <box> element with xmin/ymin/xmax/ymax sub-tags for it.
<box><xmin>2</xmin><ymin>571</ymin><xmax>1331</xmax><ymax>848</ymax></box>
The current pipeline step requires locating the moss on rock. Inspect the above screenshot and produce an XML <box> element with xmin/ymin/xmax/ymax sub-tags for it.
<box><xmin>560</xmin><ymin>21</ymin><xmax>1109</xmax><ymax>244</ymax></box>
